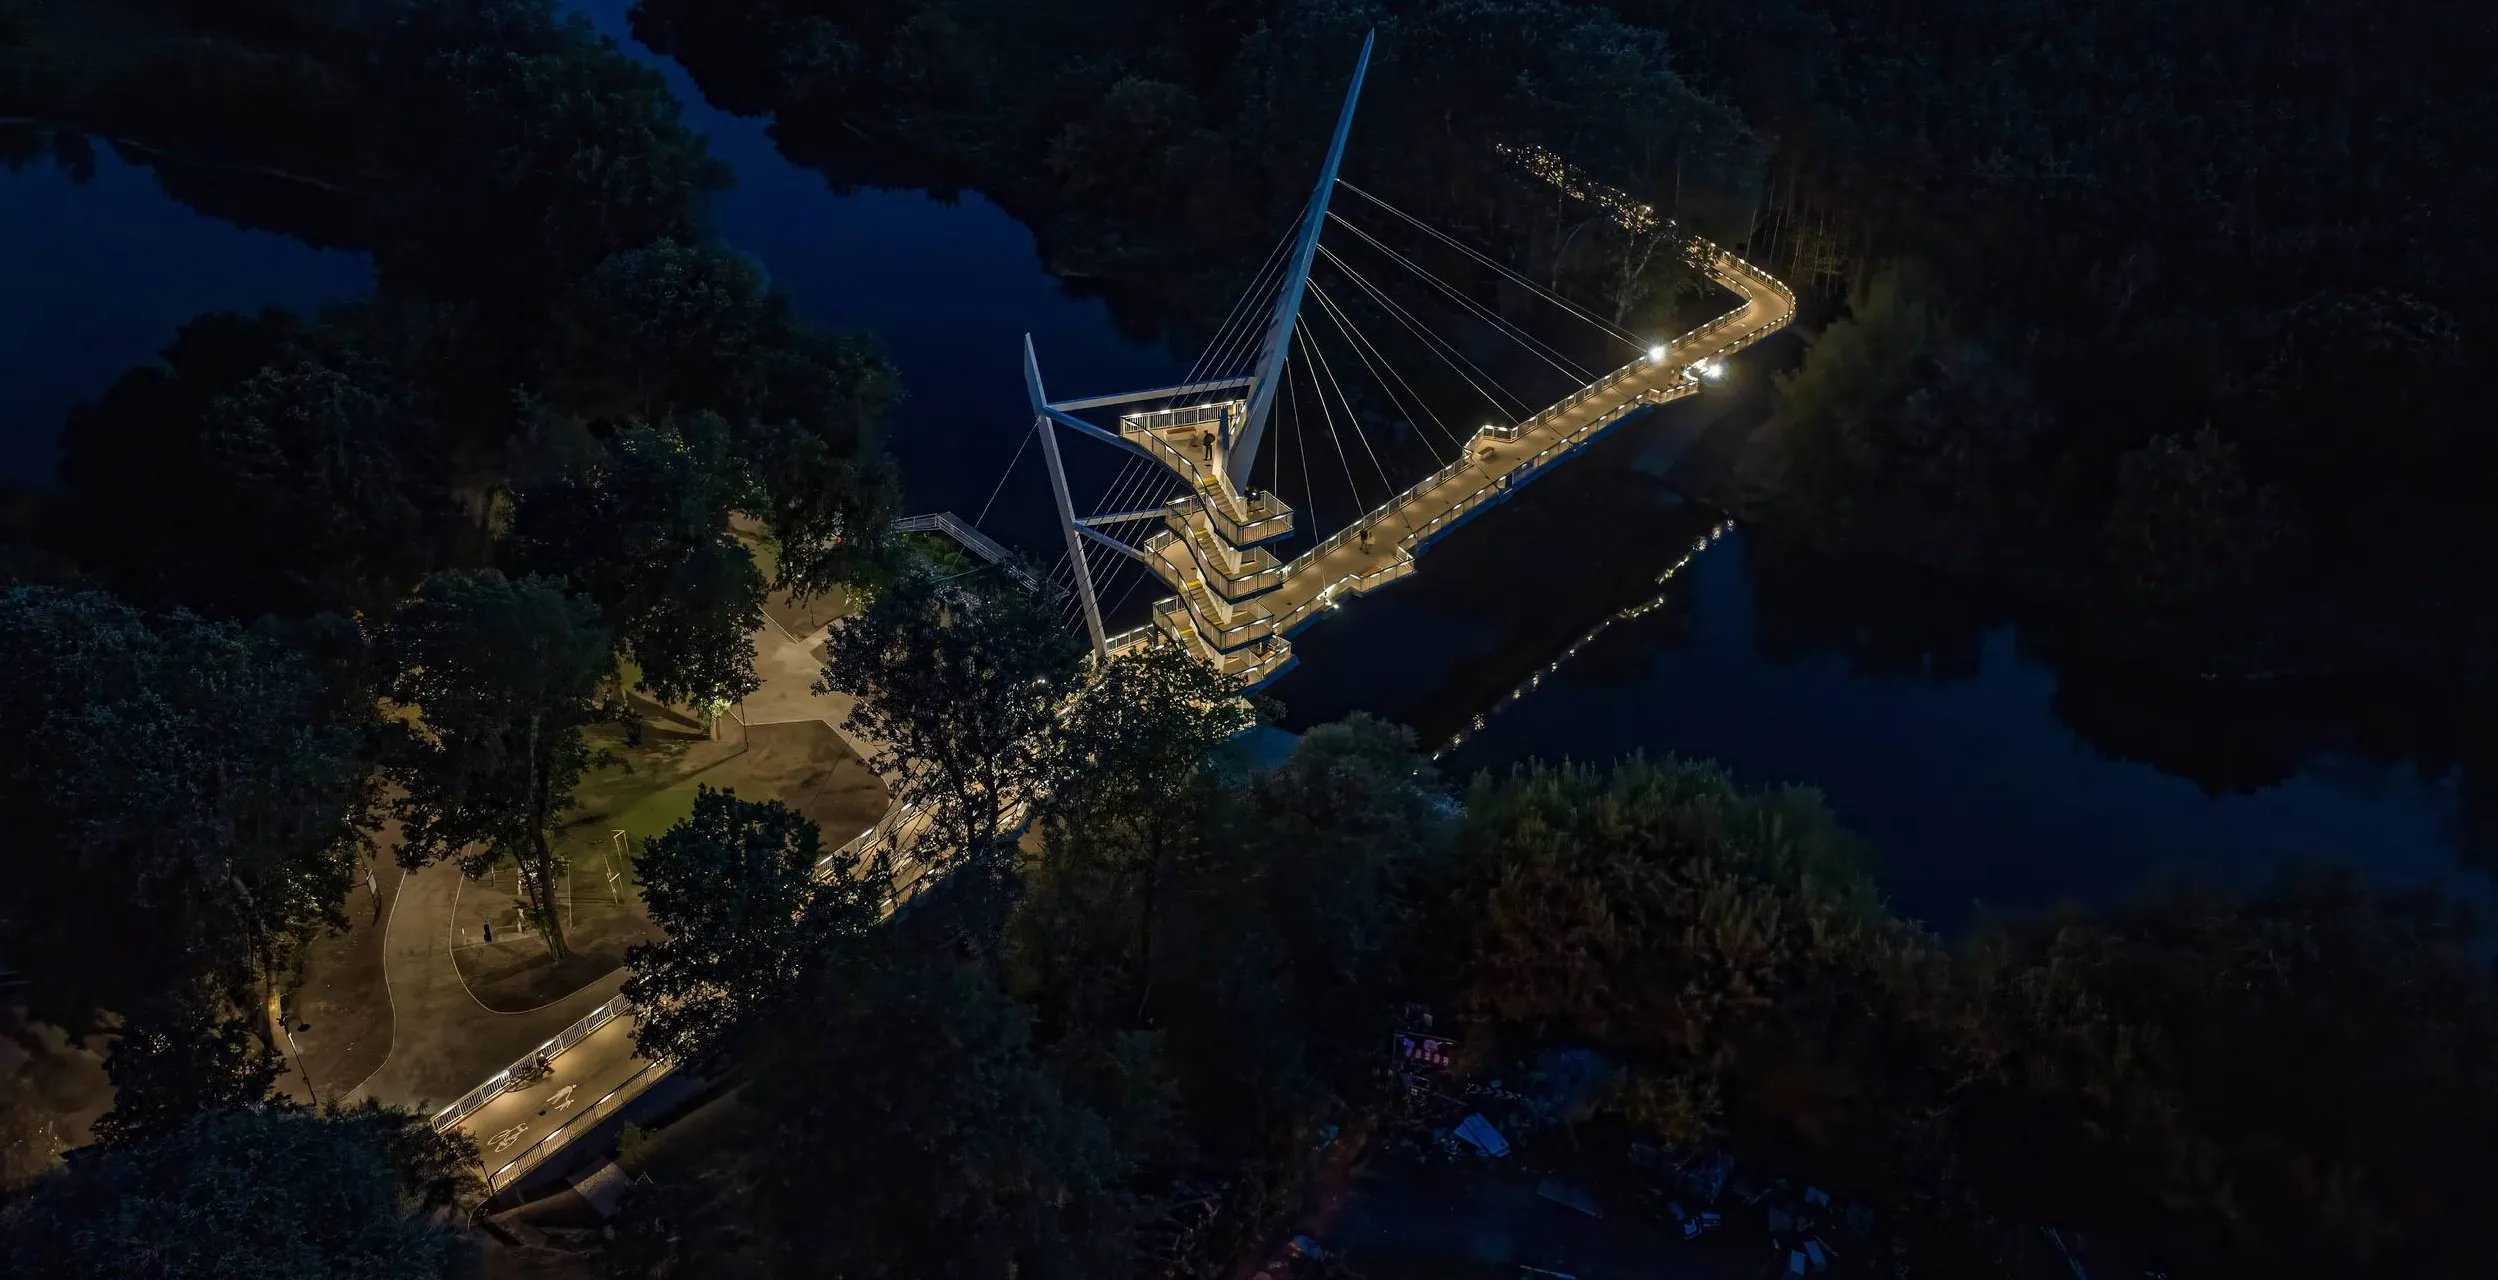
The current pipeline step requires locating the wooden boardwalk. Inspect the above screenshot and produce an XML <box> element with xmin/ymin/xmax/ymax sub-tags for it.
<box><xmin>1215</xmin><ymin>248</ymin><xmax>1794</xmax><ymax>683</ymax></box>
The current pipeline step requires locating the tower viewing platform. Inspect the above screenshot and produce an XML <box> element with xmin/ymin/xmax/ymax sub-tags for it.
<box><xmin>1017</xmin><ymin>30</ymin><xmax>1794</xmax><ymax>686</ymax></box>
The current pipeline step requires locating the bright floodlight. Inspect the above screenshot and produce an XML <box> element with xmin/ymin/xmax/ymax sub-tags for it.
<box><xmin>1647</xmin><ymin>343</ymin><xmax>1667</xmax><ymax>363</ymax></box>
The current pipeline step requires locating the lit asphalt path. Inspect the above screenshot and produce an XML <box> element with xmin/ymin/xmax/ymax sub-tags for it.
<box><xmin>458</xmin><ymin>1013</ymin><xmax>646</xmax><ymax>1183</ymax></box>
<box><xmin>346</xmin><ymin>854</ymin><xmax>623</xmax><ymax>1112</ymax></box>
<box><xmin>444</xmin><ymin>611</ymin><xmax>905</xmax><ymax>1190</ymax></box>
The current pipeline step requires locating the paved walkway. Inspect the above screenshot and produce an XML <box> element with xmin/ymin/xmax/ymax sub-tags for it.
<box><xmin>345</xmin><ymin>856</ymin><xmax>625</xmax><ymax>1112</ymax></box>
<box><xmin>420</xmin><ymin>608</ymin><xmax>891</xmax><ymax>1190</ymax></box>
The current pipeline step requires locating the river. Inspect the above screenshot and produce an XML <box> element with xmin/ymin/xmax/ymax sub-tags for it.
<box><xmin>0</xmin><ymin>2</ymin><xmax>2482</xmax><ymax>935</ymax></box>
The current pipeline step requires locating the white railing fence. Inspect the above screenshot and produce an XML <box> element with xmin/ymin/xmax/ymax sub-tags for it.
<box><xmin>431</xmin><ymin>993</ymin><xmax>631</xmax><ymax>1133</ymax></box>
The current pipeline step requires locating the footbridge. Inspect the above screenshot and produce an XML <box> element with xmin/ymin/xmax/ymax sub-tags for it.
<box><xmin>1019</xmin><ymin>32</ymin><xmax>1793</xmax><ymax>684</ymax></box>
<box><xmin>423</xmin><ymin>29</ymin><xmax>1793</xmax><ymax>1201</ymax></box>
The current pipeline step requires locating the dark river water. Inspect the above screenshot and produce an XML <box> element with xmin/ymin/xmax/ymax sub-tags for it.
<box><xmin>1</xmin><ymin>1</ymin><xmax>2483</xmax><ymax>934</ymax></box>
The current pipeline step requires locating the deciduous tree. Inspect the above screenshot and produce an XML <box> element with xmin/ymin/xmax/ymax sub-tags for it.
<box><xmin>743</xmin><ymin>958</ymin><xmax>1135</xmax><ymax>1279</ymax></box>
<box><xmin>1018</xmin><ymin>638</ymin><xmax>1251</xmax><ymax>1034</ymax></box>
<box><xmin>1154</xmin><ymin>716</ymin><xmax>1451</xmax><ymax>1157</ymax></box>
<box><xmin>0</xmin><ymin>586</ymin><xmax>370</xmax><ymax>1026</ymax></box>
<box><xmin>509</xmin><ymin>413</ymin><xmax>764</xmax><ymax>712</ymax></box>
<box><xmin>380</xmin><ymin>570</ymin><xmax>611</xmax><ymax>959</ymax></box>
<box><xmin>93</xmin><ymin>981</ymin><xmax>283</xmax><ymax>1148</ymax></box>
<box><xmin>559</xmin><ymin>240</ymin><xmax>903</xmax><ymax>602</ymax></box>
<box><xmin>820</xmin><ymin>571</ymin><xmax>1079</xmax><ymax>881</ymax></box>
<box><xmin>623</xmin><ymin>786</ymin><xmax>890</xmax><ymax>1067</ymax></box>
<box><xmin>0</xmin><ymin>1105</ymin><xmax>480</xmax><ymax>1280</ymax></box>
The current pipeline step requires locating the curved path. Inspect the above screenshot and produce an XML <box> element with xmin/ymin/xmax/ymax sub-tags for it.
<box><xmin>416</xmin><ymin>608</ymin><xmax>892</xmax><ymax>1189</ymax></box>
<box><xmin>1167</xmin><ymin>247</ymin><xmax>1794</xmax><ymax>685</ymax></box>
<box><xmin>346</xmin><ymin>857</ymin><xmax>625</xmax><ymax>1111</ymax></box>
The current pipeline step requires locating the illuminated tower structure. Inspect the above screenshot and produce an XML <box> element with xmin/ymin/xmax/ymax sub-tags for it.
<box><xmin>1020</xmin><ymin>32</ymin><xmax>1373</xmax><ymax>682</ymax></box>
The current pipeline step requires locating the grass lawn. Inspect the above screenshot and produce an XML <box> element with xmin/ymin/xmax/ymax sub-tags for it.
<box><xmin>453</xmin><ymin>712</ymin><xmax>890</xmax><ymax>1011</ymax></box>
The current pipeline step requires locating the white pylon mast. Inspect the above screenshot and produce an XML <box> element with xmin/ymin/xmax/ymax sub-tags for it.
<box><xmin>1023</xmin><ymin>336</ymin><xmax>1108</xmax><ymax>657</ymax></box>
<box><xmin>1229</xmin><ymin>30</ymin><xmax>1374</xmax><ymax>489</ymax></box>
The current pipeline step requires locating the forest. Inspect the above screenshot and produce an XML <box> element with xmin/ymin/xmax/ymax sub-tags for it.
<box><xmin>4</xmin><ymin>1</ymin><xmax>2496</xmax><ymax>1277</ymax></box>
<box><xmin>588</xmin><ymin>562</ymin><xmax>2498</xmax><ymax>1279</ymax></box>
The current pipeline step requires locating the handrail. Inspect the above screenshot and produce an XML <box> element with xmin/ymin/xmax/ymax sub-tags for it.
<box><xmin>432</xmin><ymin>212</ymin><xmax>1796</xmax><ymax>1186</ymax></box>
<box><xmin>1278</xmin><ymin>247</ymin><xmax>1788</xmax><ymax>577</ymax></box>
<box><xmin>480</xmin><ymin>1058</ymin><xmax>663</xmax><ymax>1192</ymax></box>
<box><xmin>437</xmin><ymin>708</ymin><xmax>967</xmax><ymax>1146</ymax></box>
<box><xmin>430</xmin><ymin>992</ymin><xmax>631</xmax><ymax>1133</ymax></box>
<box><xmin>892</xmin><ymin>512</ymin><xmax>1062</xmax><ymax>600</ymax></box>
<box><xmin>1261</xmin><ymin>245</ymin><xmax>1792</xmax><ymax>638</ymax></box>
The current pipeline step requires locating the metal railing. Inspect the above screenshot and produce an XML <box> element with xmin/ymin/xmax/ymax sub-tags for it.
<box><xmin>481</xmin><ymin>1058</ymin><xmax>664</xmax><ymax>1193</ymax></box>
<box><xmin>1265</xmin><ymin>247</ymin><xmax>1793</xmax><ymax>635</ymax></box>
<box><xmin>1121</xmin><ymin>402</ymin><xmax>1238</xmax><ymax>434</ymax></box>
<box><xmin>892</xmin><ymin>512</ymin><xmax>1061</xmax><ymax>600</ymax></box>
<box><xmin>1199</xmin><ymin>493</ymin><xmax>1296</xmax><ymax>546</ymax></box>
<box><xmin>431</xmin><ymin>993</ymin><xmax>631</xmax><ymax>1133</ymax></box>
<box><xmin>1155</xmin><ymin>590</ymin><xmax>1277</xmax><ymax>653</ymax></box>
<box><xmin>1142</xmin><ymin>529</ymin><xmax>1286</xmax><ymax>603</ymax></box>
<box><xmin>434</xmin><ymin>242</ymin><xmax>1796</xmax><ymax>1189</ymax></box>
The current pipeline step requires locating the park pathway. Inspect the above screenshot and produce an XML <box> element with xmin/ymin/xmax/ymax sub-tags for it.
<box><xmin>344</xmin><ymin>855</ymin><xmax>624</xmax><ymax>1112</ymax></box>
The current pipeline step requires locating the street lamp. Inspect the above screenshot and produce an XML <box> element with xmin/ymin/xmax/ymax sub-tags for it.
<box><xmin>1647</xmin><ymin>343</ymin><xmax>1667</xmax><ymax>363</ymax></box>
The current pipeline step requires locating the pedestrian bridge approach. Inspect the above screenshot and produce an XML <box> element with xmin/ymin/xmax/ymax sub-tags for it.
<box><xmin>1016</xmin><ymin>32</ymin><xmax>1794</xmax><ymax>684</ymax></box>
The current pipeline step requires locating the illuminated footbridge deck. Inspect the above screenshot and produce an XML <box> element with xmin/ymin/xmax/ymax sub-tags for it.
<box><xmin>1022</xmin><ymin>32</ymin><xmax>1795</xmax><ymax>687</ymax></box>
<box><xmin>1113</xmin><ymin>247</ymin><xmax>1793</xmax><ymax>684</ymax></box>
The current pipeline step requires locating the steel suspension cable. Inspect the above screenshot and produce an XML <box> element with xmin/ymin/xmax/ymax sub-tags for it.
<box><xmin>1188</xmin><ymin>227</ymin><xmax>1293</xmax><ymax>377</ymax></box>
<box><xmin>1335</xmin><ymin>178</ymin><xmax>1643</xmax><ymax>347</ymax></box>
<box><xmin>1327</xmin><ymin>211</ymin><xmax>1593</xmax><ymax>384</ymax></box>
<box><xmin>1282</xmin><ymin>350</ymin><xmax>1336</xmax><ymax>528</ymax></box>
<box><xmin>1308</xmin><ymin>278</ymin><xmax>1462</xmax><ymax>460</ymax></box>
<box><xmin>1287</xmin><ymin>355</ymin><xmax>1314</xmax><ymax>541</ymax></box>
<box><xmin>1180</xmin><ymin>226</ymin><xmax>1298</xmax><ymax>407</ymax></box>
<box><xmin>1291</xmin><ymin>328</ymin><xmax>1369</xmax><ymax>520</ymax></box>
<box><xmin>975</xmin><ymin>420</ymin><xmax>1038</xmax><ymax>529</ymax></box>
<box><xmin>1298</xmin><ymin>317</ymin><xmax>1400</xmax><ymax>501</ymax></box>
<box><xmin>1320</xmin><ymin>244</ymin><xmax>1529</xmax><ymax>418</ymax></box>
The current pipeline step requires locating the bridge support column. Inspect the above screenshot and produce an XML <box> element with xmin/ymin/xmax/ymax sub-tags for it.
<box><xmin>1024</xmin><ymin>336</ymin><xmax>1109</xmax><ymax>659</ymax></box>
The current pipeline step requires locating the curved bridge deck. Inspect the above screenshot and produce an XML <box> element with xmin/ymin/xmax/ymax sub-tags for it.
<box><xmin>1151</xmin><ymin>249</ymin><xmax>1794</xmax><ymax>684</ymax></box>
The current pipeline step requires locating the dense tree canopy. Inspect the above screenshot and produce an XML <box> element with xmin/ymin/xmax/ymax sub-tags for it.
<box><xmin>9</xmin><ymin>2</ymin><xmax>2497</xmax><ymax>1274</ymax></box>
<box><xmin>1432</xmin><ymin>756</ymin><xmax>1925</xmax><ymax>1147</ymax></box>
<box><xmin>631</xmin><ymin>0</ymin><xmax>1751</xmax><ymax>339</ymax></box>
<box><xmin>371</xmin><ymin>0</ymin><xmax>731</xmax><ymax>304</ymax></box>
<box><xmin>508</xmin><ymin>413</ymin><xmax>764</xmax><ymax>710</ymax></box>
<box><xmin>1016</xmin><ymin>640</ymin><xmax>1255</xmax><ymax>1039</ymax></box>
<box><xmin>743</xmin><ymin>958</ymin><xmax>1137</xmax><ymax>1280</ymax></box>
<box><xmin>1016</xmin><ymin>713</ymin><xmax>1449</xmax><ymax>1183</ymax></box>
<box><xmin>821</xmin><ymin>570</ymin><xmax>1082</xmax><ymax>882</ymax></box>
<box><xmin>555</xmin><ymin>239</ymin><xmax>904</xmax><ymax>600</ymax></box>
<box><xmin>623</xmin><ymin>786</ymin><xmax>890</xmax><ymax>1066</ymax></box>
<box><xmin>379</xmin><ymin>570</ymin><xmax>612</xmax><ymax>959</ymax></box>
<box><xmin>0</xmin><ymin>1105</ymin><xmax>480</xmax><ymax>1280</ymax></box>
<box><xmin>630</xmin><ymin>0</ymin><xmax>2498</xmax><ymax>696</ymax></box>
<box><xmin>17</xmin><ymin>0</ymin><xmax>901</xmax><ymax>612</ymax></box>
<box><xmin>1940</xmin><ymin>879</ymin><xmax>2498</xmax><ymax>1273</ymax></box>
<box><xmin>1421</xmin><ymin>757</ymin><xmax>2498</xmax><ymax>1275</ymax></box>
<box><xmin>92</xmin><ymin>981</ymin><xmax>286</xmax><ymax>1148</ymax></box>
<box><xmin>0</xmin><ymin>585</ymin><xmax>371</xmax><ymax>1025</ymax></box>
